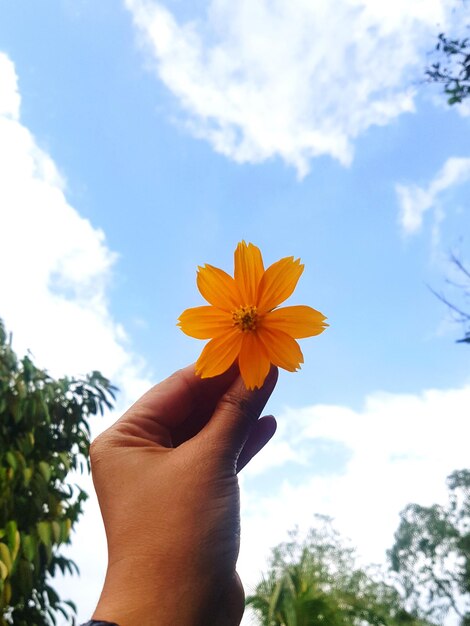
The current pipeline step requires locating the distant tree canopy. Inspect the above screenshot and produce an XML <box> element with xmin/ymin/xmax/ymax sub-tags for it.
<box><xmin>389</xmin><ymin>469</ymin><xmax>470</xmax><ymax>626</ymax></box>
<box><xmin>0</xmin><ymin>319</ymin><xmax>116</xmax><ymax>626</ymax></box>
<box><xmin>247</xmin><ymin>517</ymin><xmax>432</xmax><ymax>626</ymax></box>
<box><xmin>426</xmin><ymin>32</ymin><xmax>470</xmax><ymax>105</ymax></box>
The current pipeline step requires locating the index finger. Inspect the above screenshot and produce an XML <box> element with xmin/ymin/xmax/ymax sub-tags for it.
<box><xmin>116</xmin><ymin>364</ymin><xmax>239</xmax><ymax>444</ymax></box>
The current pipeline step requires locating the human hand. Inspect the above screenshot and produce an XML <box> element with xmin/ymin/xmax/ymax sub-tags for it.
<box><xmin>90</xmin><ymin>364</ymin><xmax>278</xmax><ymax>626</ymax></box>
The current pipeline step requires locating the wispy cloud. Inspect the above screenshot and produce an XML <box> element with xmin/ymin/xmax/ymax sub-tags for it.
<box><xmin>397</xmin><ymin>156</ymin><xmax>470</xmax><ymax>236</ymax></box>
<box><xmin>125</xmin><ymin>0</ymin><xmax>453</xmax><ymax>177</ymax></box>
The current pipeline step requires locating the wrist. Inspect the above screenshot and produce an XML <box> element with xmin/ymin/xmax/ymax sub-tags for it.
<box><xmin>93</xmin><ymin>557</ymin><xmax>217</xmax><ymax>626</ymax></box>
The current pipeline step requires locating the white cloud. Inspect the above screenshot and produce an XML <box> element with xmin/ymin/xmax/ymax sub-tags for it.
<box><xmin>397</xmin><ymin>156</ymin><xmax>470</xmax><ymax>235</ymax></box>
<box><xmin>0</xmin><ymin>54</ymin><xmax>20</xmax><ymax>119</ymax></box>
<box><xmin>0</xmin><ymin>52</ymin><xmax>151</xmax><ymax>401</ymax></box>
<box><xmin>0</xmin><ymin>51</ymin><xmax>152</xmax><ymax>623</ymax></box>
<box><xmin>456</xmin><ymin>99</ymin><xmax>470</xmax><ymax>117</ymax></box>
<box><xmin>125</xmin><ymin>0</ymin><xmax>454</xmax><ymax>177</ymax></box>
<box><xmin>239</xmin><ymin>384</ymin><xmax>470</xmax><ymax>625</ymax></box>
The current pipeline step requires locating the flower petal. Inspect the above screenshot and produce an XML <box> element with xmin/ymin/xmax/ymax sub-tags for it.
<box><xmin>196</xmin><ymin>329</ymin><xmax>243</xmax><ymax>378</ymax></box>
<box><xmin>263</xmin><ymin>305</ymin><xmax>328</xmax><ymax>338</ymax></box>
<box><xmin>257</xmin><ymin>257</ymin><xmax>304</xmax><ymax>313</ymax></box>
<box><xmin>234</xmin><ymin>241</ymin><xmax>265</xmax><ymax>305</ymax></box>
<box><xmin>238</xmin><ymin>332</ymin><xmax>271</xmax><ymax>390</ymax></box>
<box><xmin>197</xmin><ymin>264</ymin><xmax>242</xmax><ymax>311</ymax></box>
<box><xmin>178</xmin><ymin>306</ymin><xmax>234</xmax><ymax>339</ymax></box>
<box><xmin>257</xmin><ymin>326</ymin><xmax>304</xmax><ymax>372</ymax></box>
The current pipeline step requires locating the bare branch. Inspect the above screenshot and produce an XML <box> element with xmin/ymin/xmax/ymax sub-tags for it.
<box><xmin>450</xmin><ymin>251</ymin><xmax>470</xmax><ymax>281</ymax></box>
<box><xmin>428</xmin><ymin>286</ymin><xmax>470</xmax><ymax>323</ymax></box>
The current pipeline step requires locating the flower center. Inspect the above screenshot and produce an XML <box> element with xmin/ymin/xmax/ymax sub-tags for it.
<box><xmin>232</xmin><ymin>306</ymin><xmax>258</xmax><ymax>332</ymax></box>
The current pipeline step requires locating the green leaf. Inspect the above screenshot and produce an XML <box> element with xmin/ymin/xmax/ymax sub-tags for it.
<box><xmin>59</xmin><ymin>452</ymin><xmax>71</xmax><ymax>471</ymax></box>
<box><xmin>5</xmin><ymin>522</ymin><xmax>19</xmax><ymax>563</ymax></box>
<box><xmin>46</xmin><ymin>584</ymin><xmax>60</xmax><ymax>606</ymax></box>
<box><xmin>10</xmin><ymin>398</ymin><xmax>21</xmax><ymax>423</ymax></box>
<box><xmin>0</xmin><ymin>544</ymin><xmax>12</xmax><ymax>574</ymax></box>
<box><xmin>11</xmin><ymin>532</ymin><xmax>20</xmax><ymax>565</ymax></box>
<box><xmin>5</xmin><ymin>521</ymin><xmax>17</xmax><ymax>548</ymax></box>
<box><xmin>0</xmin><ymin>562</ymin><xmax>7</xmax><ymax>582</ymax></box>
<box><xmin>38</xmin><ymin>461</ymin><xmax>51</xmax><ymax>482</ymax></box>
<box><xmin>21</xmin><ymin>535</ymin><xmax>36</xmax><ymax>562</ymax></box>
<box><xmin>37</xmin><ymin>521</ymin><xmax>51</xmax><ymax>546</ymax></box>
<box><xmin>23</xmin><ymin>466</ymin><xmax>33</xmax><ymax>485</ymax></box>
<box><xmin>2</xmin><ymin>580</ymin><xmax>11</xmax><ymax>605</ymax></box>
<box><xmin>5</xmin><ymin>452</ymin><xmax>16</xmax><ymax>472</ymax></box>
<box><xmin>14</xmin><ymin>451</ymin><xmax>25</xmax><ymax>470</ymax></box>
<box><xmin>16</xmin><ymin>380</ymin><xmax>26</xmax><ymax>399</ymax></box>
<box><xmin>60</xmin><ymin>519</ymin><xmax>72</xmax><ymax>543</ymax></box>
<box><xmin>51</xmin><ymin>521</ymin><xmax>61</xmax><ymax>544</ymax></box>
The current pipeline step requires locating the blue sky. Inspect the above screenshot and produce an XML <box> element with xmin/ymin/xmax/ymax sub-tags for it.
<box><xmin>1</xmin><ymin>1</ymin><xmax>470</xmax><ymax>623</ymax></box>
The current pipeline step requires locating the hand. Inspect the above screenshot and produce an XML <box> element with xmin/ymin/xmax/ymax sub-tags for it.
<box><xmin>90</xmin><ymin>364</ymin><xmax>278</xmax><ymax>626</ymax></box>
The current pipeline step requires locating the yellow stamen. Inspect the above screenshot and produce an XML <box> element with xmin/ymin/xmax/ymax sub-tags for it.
<box><xmin>232</xmin><ymin>306</ymin><xmax>258</xmax><ymax>332</ymax></box>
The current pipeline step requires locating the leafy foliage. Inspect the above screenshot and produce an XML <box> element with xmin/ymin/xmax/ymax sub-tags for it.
<box><xmin>389</xmin><ymin>470</ymin><xmax>470</xmax><ymax>625</ymax></box>
<box><xmin>0</xmin><ymin>319</ymin><xmax>116</xmax><ymax>625</ymax></box>
<box><xmin>247</xmin><ymin>517</ymin><xmax>432</xmax><ymax>626</ymax></box>
<box><xmin>426</xmin><ymin>31</ymin><xmax>470</xmax><ymax>105</ymax></box>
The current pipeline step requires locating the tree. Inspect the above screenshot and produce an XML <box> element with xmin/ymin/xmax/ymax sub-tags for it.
<box><xmin>426</xmin><ymin>31</ymin><xmax>470</xmax><ymax>105</ymax></box>
<box><xmin>389</xmin><ymin>470</ymin><xmax>470</xmax><ymax>625</ymax></box>
<box><xmin>247</xmin><ymin>517</ymin><xmax>432</xmax><ymax>626</ymax></box>
<box><xmin>0</xmin><ymin>319</ymin><xmax>116</xmax><ymax>625</ymax></box>
<box><xmin>422</xmin><ymin>9</ymin><xmax>470</xmax><ymax>341</ymax></box>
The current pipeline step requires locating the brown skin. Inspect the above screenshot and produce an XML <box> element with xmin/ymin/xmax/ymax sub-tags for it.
<box><xmin>91</xmin><ymin>364</ymin><xmax>278</xmax><ymax>626</ymax></box>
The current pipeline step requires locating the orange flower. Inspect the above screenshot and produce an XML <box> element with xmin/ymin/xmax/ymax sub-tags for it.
<box><xmin>178</xmin><ymin>242</ymin><xmax>328</xmax><ymax>390</ymax></box>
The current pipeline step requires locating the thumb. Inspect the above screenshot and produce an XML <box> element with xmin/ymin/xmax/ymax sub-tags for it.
<box><xmin>199</xmin><ymin>366</ymin><xmax>278</xmax><ymax>462</ymax></box>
